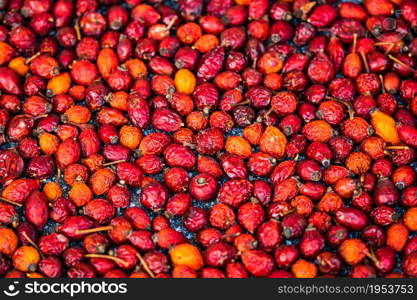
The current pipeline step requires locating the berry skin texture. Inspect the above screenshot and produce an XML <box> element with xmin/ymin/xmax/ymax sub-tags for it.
<box><xmin>259</xmin><ymin>126</ymin><xmax>287</xmax><ymax>158</ymax></box>
<box><xmin>169</xmin><ymin>243</ymin><xmax>204</xmax><ymax>270</ymax></box>
<box><xmin>1</xmin><ymin>0</ymin><xmax>417</xmax><ymax>279</ymax></box>
<box><xmin>339</xmin><ymin>239</ymin><xmax>368</xmax><ymax>266</ymax></box>
<box><xmin>241</xmin><ymin>250</ymin><xmax>274</xmax><ymax>277</ymax></box>
<box><xmin>291</xmin><ymin>259</ymin><xmax>318</xmax><ymax>278</ymax></box>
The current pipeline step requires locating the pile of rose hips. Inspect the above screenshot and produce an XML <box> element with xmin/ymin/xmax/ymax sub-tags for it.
<box><xmin>1</xmin><ymin>0</ymin><xmax>417</xmax><ymax>279</ymax></box>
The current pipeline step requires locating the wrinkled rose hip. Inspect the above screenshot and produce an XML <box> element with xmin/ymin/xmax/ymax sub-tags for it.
<box><xmin>0</xmin><ymin>0</ymin><xmax>416</xmax><ymax>279</ymax></box>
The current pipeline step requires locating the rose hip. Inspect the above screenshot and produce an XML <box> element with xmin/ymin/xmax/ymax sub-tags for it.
<box><xmin>0</xmin><ymin>0</ymin><xmax>415</xmax><ymax>279</ymax></box>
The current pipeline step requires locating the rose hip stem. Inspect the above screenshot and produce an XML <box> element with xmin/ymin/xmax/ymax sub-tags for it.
<box><xmin>32</xmin><ymin>114</ymin><xmax>49</xmax><ymax>121</ymax></box>
<box><xmin>280</xmin><ymin>208</ymin><xmax>297</xmax><ymax>217</ymax></box>
<box><xmin>374</xmin><ymin>42</ymin><xmax>396</xmax><ymax>55</ymax></box>
<box><xmin>388</xmin><ymin>55</ymin><xmax>416</xmax><ymax>73</ymax></box>
<box><xmin>166</xmin><ymin>16</ymin><xmax>178</xmax><ymax>31</ymax></box>
<box><xmin>363</xmin><ymin>251</ymin><xmax>380</xmax><ymax>265</ymax></box>
<box><xmin>22</xmin><ymin>231</ymin><xmax>45</xmax><ymax>259</ymax></box>
<box><xmin>25</xmin><ymin>52</ymin><xmax>41</xmax><ymax>64</ymax></box>
<box><xmin>223</xmin><ymin>232</ymin><xmax>241</xmax><ymax>240</ymax></box>
<box><xmin>74</xmin><ymin>19</ymin><xmax>82</xmax><ymax>41</ymax></box>
<box><xmin>374</xmin><ymin>42</ymin><xmax>395</xmax><ymax>47</ymax></box>
<box><xmin>84</xmin><ymin>254</ymin><xmax>129</xmax><ymax>268</ymax></box>
<box><xmin>252</xmin><ymin>58</ymin><xmax>257</xmax><ymax>68</ymax></box>
<box><xmin>325</xmin><ymin>96</ymin><xmax>354</xmax><ymax>120</ymax></box>
<box><xmin>0</xmin><ymin>196</ymin><xmax>23</xmax><ymax>207</ymax></box>
<box><xmin>352</xmin><ymin>34</ymin><xmax>358</xmax><ymax>54</ymax></box>
<box><xmin>379</xmin><ymin>75</ymin><xmax>386</xmax><ymax>94</ymax></box>
<box><xmin>235</xmin><ymin>99</ymin><xmax>250</xmax><ymax>107</ymax></box>
<box><xmin>136</xmin><ymin>252</ymin><xmax>155</xmax><ymax>278</ymax></box>
<box><xmin>75</xmin><ymin>226</ymin><xmax>114</xmax><ymax>235</ymax></box>
<box><xmin>263</xmin><ymin>107</ymin><xmax>274</xmax><ymax>119</ymax></box>
<box><xmin>300</xmin><ymin>2</ymin><xmax>316</xmax><ymax>20</ymax></box>
<box><xmin>182</xmin><ymin>142</ymin><xmax>196</xmax><ymax>149</ymax></box>
<box><xmin>102</xmin><ymin>160</ymin><xmax>126</xmax><ymax>167</ymax></box>
<box><xmin>56</xmin><ymin>168</ymin><xmax>61</xmax><ymax>183</ymax></box>
<box><xmin>385</xmin><ymin>145</ymin><xmax>410</xmax><ymax>150</ymax></box>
